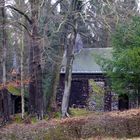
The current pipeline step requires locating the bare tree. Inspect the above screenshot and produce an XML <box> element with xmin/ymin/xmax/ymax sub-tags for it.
<box><xmin>61</xmin><ymin>0</ymin><xmax>83</xmax><ymax>117</ymax></box>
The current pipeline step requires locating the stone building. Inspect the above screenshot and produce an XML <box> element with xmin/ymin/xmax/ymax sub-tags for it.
<box><xmin>58</xmin><ymin>48</ymin><xmax>130</xmax><ymax>111</ymax></box>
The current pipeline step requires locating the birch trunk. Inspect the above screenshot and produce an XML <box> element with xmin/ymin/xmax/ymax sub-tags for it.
<box><xmin>61</xmin><ymin>0</ymin><xmax>79</xmax><ymax>117</ymax></box>
<box><xmin>61</xmin><ymin>54</ymin><xmax>74</xmax><ymax>117</ymax></box>
<box><xmin>21</xmin><ymin>26</ymin><xmax>25</xmax><ymax>119</ymax></box>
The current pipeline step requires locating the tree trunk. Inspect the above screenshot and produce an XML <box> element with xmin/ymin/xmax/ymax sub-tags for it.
<box><xmin>49</xmin><ymin>64</ymin><xmax>61</xmax><ymax>111</ymax></box>
<box><xmin>29</xmin><ymin>0</ymin><xmax>44</xmax><ymax>119</ymax></box>
<box><xmin>61</xmin><ymin>33</ymin><xmax>76</xmax><ymax>117</ymax></box>
<box><xmin>44</xmin><ymin>14</ymin><xmax>69</xmax><ymax>116</ymax></box>
<box><xmin>20</xmin><ymin>25</ymin><xmax>25</xmax><ymax>119</ymax></box>
<box><xmin>0</xmin><ymin>93</ymin><xmax>3</xmax><ymax>117</ymax></box>
<box><xmin>137</xmin><ymin>86</ymin><xmax>140</xmax><ymax>107</ymax></box>
<box><xmin>61</xmin><ymin>56</ymin><xmax>74</xmax><ymax>117</ymax></box>
<box><xmin>61</xmin><ymin>0</ymin><xmax>80</xmax><ymax>117</ymax></box>
<box><xmin>29</xmin><ymin>38</ymin><xmax>36</xmax><ymax>115</ymax></box>
<box><xmin>2</xmin><ymin>88</ymin><xmax>10</xmax><ymax>122</ymax></box>
<box><xmin>29</xmin><ymin>33</ymin><xmax>44</xmax><ymax>119</ymax></box>
<box><xmin>1</xmin><ymin>0</ymin><xmax>10</xmax><ymax>122</ymax></box>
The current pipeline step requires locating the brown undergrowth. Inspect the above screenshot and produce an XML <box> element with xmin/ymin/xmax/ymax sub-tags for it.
<box><xmin>0</xmin><ymin>109</ymin><xmax>140</xmax><ymax>140</ymax></box>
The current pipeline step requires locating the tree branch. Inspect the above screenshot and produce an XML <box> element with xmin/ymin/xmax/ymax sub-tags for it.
<box><xmin>49</xmin><ymin>0</ymin><xmax>64</xmax><ymax>13</ymax></box>
<box><xmin>17</xmin><ymin>22</ymin><xmax>32</xmax><ymax>36</ymax></box>
<box><xmin>6</xmin><ymin>5</ymin><xmax>32</xmax><ymax>24</ymax></box>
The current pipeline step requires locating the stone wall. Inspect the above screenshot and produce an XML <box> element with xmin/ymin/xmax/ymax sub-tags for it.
<box><xmin>87</xmin><ymin>80</ymin><xmax>104</xmax><ymax>111</ymax></box>
<box><xmin>111</xmin><ymin>93</ymin><xmax>118</xmax><ymax>111</ymax></box>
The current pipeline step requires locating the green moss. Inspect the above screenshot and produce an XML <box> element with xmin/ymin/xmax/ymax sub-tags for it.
<box><xmin>69</xmin><ymin>108</ymin><xmax>90</xmax><ymax>117</ymax></box>
<box><xmin>44</xmin><ymin>115</ymin><xmax>49</xmax><ymax>120</ymax></box>
<box><xmin>7</xmin><ymin>85</ymin><xmax>29</xmax><ymax>98</ymax></box>
<box><xmin>54</xmin><ymin>111</ymin><xmax>61</xmax><ymax>118</ymax></box>
<box><xmin>31</xmin><ymin>117</ymin><xmax>38</xmax><ymax>124</ymax></box>
<box><xmin>8</xmin><ymin>85</ymin><xmax>21</xmax><ymax>96</ymax></box>
<box><xmin>14</xmin><ymin>114</ymin><xmax>22</xmax><ymax>123</ymax></box>
<box><xmin>89</xmin><ymin>80</ymin><xmax>104</xmax><ymax>94</ymax></box>
<box><xmin>88</xmin><ymin>79</ymin><xmax>104</xmax><ymax>111</ymax></box>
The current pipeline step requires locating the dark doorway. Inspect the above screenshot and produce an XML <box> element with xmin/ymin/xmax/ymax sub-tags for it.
<box><xmin>14</xmin><ymin>96</ymin><xmax>21</xmax><ymax>113</ymax></box>
<box><xmin>118</xmin><ymin>94</ymin><xmax>129</xmax><ymax>111</ymax></box>
<box><xmin>11</xmin><ymin>95</ymin><xmax>28</xmax><ymax>114</ymax></box>
<box><xmin>69</xmin><ymin>80</ymin><xmax>88</xmax><ymax>108</ymax></box>
<box><xmin>0</xmin><ymin>93</ymin><xmax>3</xmax><ymax>115</ymax></box>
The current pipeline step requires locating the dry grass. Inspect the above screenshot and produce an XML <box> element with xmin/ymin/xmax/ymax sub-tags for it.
<box><xmin>1</xmin><ymin>109</ymin><xmax>140</xmax><ymax>140</ymax></box>
<box><xmin>81</xmin><ymin>137</ymin><xmax>140</xmax><ymax>140</ymax></box>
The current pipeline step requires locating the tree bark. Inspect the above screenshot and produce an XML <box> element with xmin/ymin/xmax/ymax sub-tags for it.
<box><xmin>49</xmin><ymin>64</ymin><xmax>61</xmax><ymax>110</ymax></box>
<box><xmin>1</xmin><ymin>0</ymin><xmax>11</xmax><ymax>122</ymax></box>
<box><xmin>29</xmin><ymin>0</ymin><xmax>44</xmax><ymax>119</ymax></box>
<box><xmin>61</xmin><ymin>32</ymin><xmax>76</xmax><ymax>117</ymax></box>
<box><xmin>61</xmin><ymin>54</ymin><xmax>74</xmax><ymax>117</ymax></box>
<box><xmin>29</xmin><ymin>32</ymin><xmax>44</xmax><ymax>119</ymax></box>
<box><xmin>137</xmin><ymin>86</ymin><xmax>140</xmax><ymax>107</ymax></box>
<box><xmin>20</xmin><ymin>25</ymin><xmax>25</xmax><ymax>119</ymax></box>
<box><xmin>2</xmin><ymin>88</ymin><xmax>10</xmax><ymax>122</ymax></box>
<box><xmin>61</xmin><ymin>0</ymin><xmax>79</xmax><ymax>117</ymax></box>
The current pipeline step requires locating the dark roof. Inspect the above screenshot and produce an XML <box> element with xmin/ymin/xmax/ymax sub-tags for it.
<box><xmin>61</xmin><ymin>48</ymin><xmax>112</xmax><ymax>74</ymax></box>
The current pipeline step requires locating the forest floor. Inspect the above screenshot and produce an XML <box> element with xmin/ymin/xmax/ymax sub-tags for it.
<box><xmin>1</xmin><ymin>108</ymin><xmax>140</xmax><ymax>140</ymax></box>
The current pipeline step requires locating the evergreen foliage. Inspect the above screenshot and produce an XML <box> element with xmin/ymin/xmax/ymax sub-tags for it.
<box><xmin>98</xmin><ymin>16</ymin><xmax>140</xmax><ymax>96</ymax></box>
